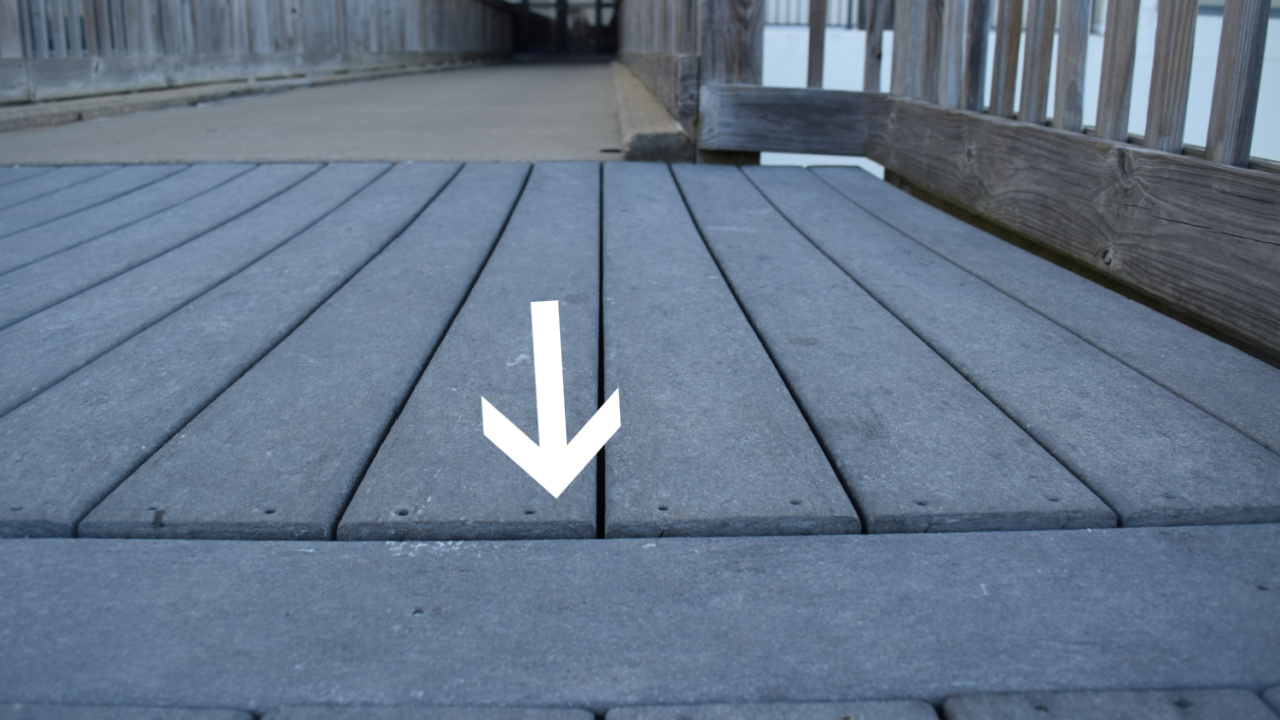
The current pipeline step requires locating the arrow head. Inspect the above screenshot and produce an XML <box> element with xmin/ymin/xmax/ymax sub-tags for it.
<box><xmin>482</xmin><ymin>391</ymin><xmax>621</xmax><ymax>498</ymax></box>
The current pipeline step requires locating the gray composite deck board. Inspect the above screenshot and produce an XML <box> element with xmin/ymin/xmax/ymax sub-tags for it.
<box><xmin>0</xmin><ymin>163</ymin><xmax>371</xmax><ymax>419</ymax></box>
<box><xmin>0</xmin><ymin>165</ymin><xmax>119</xmax><ymax>211</ymax></box>
<box><xmin>813</xmin><ymin>166</ymin><xmax>1280</xmax><ymax>457</ymax></box>
<box><xmin>263</xmin><ymin>709</ymin><xmax>595</xmax><ymax>720</ymax></box>
<box><xmin>941</xmin><ymin>689</ymin><xmax>1280</xmax><ymax>719</ymax></box>
<box><xmin>338</xmin><ymin>163</ymin><xmax>599</xmax><ymax>541</ymax></box>
<box><xmin>671</xmin><ymin>164</ymin><xmax>1114</xmax><ymax>534</ymax></box>
<box><xmin>0</xmin><ymin>165</ymin><xmax>316</xmax><ymax>331</ymax></box>
<box><xmin>1266</xmin><ymin>687</ymin><xmax>1280</xmax><ymax>713</ymax></box>
<box><xmin>601</xmin><ymin>162</ymin><xmax>859</xmax><ymax>538</ymax></box>
<box><xmin>82</xmin><ymin>163</ymin><xmax>527</xmax><ymax>541</ymax></box>
<box><xmin>0</xmin><ymin>164</ymin><xmax>184</xmax><ymax>239</ymax></box>
<box><xmin>0</xmin><ymin>163</ymin><xmax>255</xmax><ymax>278</ymax></box>
<box><xmin>0</xmin><ymin>166</ymin><xmax>53</xmax><ymax>190</ymax></box>
<box><xmin>0</xmin><ymin>162</ymin><xmax>452</xmax><ymax>538</ymax></box>
<box><xmin>607</xmin><ymin>701</ymin><xmax>939</xmax><ymax>719</ymax></box>
<box><xmin>0</xmin><ymin>706</ymin><xmax>252</xmax><ymax>720</ymax></box>
<box><xmin>749</xmin><ymin>166</ymin><xmax>1280</xmax><ymax>528</ymax></box>
<box><xmin>1</xmin><ymin>524</ymin><xmax>1277</xmax><ymax>708</ymax></box>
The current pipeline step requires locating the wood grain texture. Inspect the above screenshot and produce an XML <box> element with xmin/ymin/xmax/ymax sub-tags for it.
<box><xmin>694</xmin><ymin>84</ymin><xmax>1280</xmax><ymax>354</ymax></box>
<box><xmin>989</xmin><ymin>0</ymin><xmax>1021</xmax><ymax>117</ymax></box>
<box><xmin>865</xmin><ymin>96</ymin><xmax>1280</xmax><ymax>356</ymax></box>
<box><xmin>864</xmin><ymin>0</ymin><xmax>890</xmax><ymax>92</ymax></box>
<box><xmin>1205</xmin><ymin>0</ymin><xmax>1270</xmax><ymax>166</ymax></box>
<box><xmin>1053</xmin><ymin>0</ymin><xmax>1090</xmax><ymax>131</ymax></box>
<box><xmin>1095</xmin><ymin>0</ymin><xmax>1140</xmax><ymax>141</ymax></box>
<box><xmin>697</xmin><ymin>84</ymin><xmax>874</xmax><ymax>155</ymax></box>
<box><xmin>696</xmin><ymin>83</ymin><xmax>875</xmax><ymax>154</ymax></box>
<box><xmin>697</xmin><ymin>0</ymin><xmax>763</xmax><ymax>164</ymax></box>
<box><xmin>808</xmin><ymin>0</ymin><xmax>827</xmax><ymax>88</ymax></box>
<box><xmin>1145</xmin><ymin>0</ymin><xmax>1197</xmax><ymax>152</ymax></box>
<box><xmin>1020</xmin><ymin>0</ymin><xmax>1057</xmax><ymax>125</ymax></box>
<box><xmin>699</xmin><ymin>0</ymin><xmax>763</xmax><ymax>85</ymax></box>
<box><xmin>619</xmin><ymin>51</ymin><xmax>699</xmax><ymax>131</ymax></box>
<box><xmin>962</xmin><ymin>0</ymin><xmax>991</xmax><ymax>111</ymax></box>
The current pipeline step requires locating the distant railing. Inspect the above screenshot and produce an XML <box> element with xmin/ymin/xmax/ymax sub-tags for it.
<box><xmin>0</xmin><ymin>0</ymin><xmax>513</xmax><ymax>103</ymax></box>
<box><xmin>766</xmin><ymin>0</ymin><xmax>858</xmax><ymax>26</ymax></box>
<box><xmin>622</xmin><ymin>0</ymin><xmax>1280</xmax><ymax>359</ymax></box>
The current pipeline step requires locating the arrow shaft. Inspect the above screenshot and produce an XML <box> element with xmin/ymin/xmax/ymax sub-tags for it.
<box><xmin>530</xmin><ymin>301</ymin><xmax>567</xmax><ymax>449</ymax></box>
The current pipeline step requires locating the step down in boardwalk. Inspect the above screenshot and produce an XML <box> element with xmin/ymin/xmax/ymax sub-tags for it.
<box><xmin>0</xmin><ymin>525</ymin><xmax>1277</xmax><ymax>708</ymax></box>
<box><xmin>1</xmin><ymin>162</ymin><xmax>1279</xmax><ymax>709</ymax></box>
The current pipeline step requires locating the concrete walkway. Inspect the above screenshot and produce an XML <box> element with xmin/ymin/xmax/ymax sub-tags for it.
<box><xmin>0</xmin><ymin>63</ymin><xmax>625</xmax><ymax>164</ymax></box>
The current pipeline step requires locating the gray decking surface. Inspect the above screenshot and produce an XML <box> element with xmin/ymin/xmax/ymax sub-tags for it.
<box><xmin>0</xmin><ymin>161</ymin><xmax>1277</xmax><ymax>714</ymax></box>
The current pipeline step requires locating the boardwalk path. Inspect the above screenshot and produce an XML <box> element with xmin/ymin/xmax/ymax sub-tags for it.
<box><xmin>0</xmin><ymin>161</ymin><xmax>1277</xmax><ymax>716</ymax></box>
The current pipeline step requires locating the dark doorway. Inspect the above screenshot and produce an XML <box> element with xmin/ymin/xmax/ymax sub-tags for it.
<box><xmin>509</xmin><ymin>0</ymin><xmax>618</xmax><ymax>55</ymax></box>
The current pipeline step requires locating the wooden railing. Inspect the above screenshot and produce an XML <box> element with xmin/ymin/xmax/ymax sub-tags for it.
<box><xmin>622</xmin><ymin>0</ymin><xmax>1280</xmax><ymax>358</ymax></box>
<box><xmin>0</xmin><ymin>0</ymin><xmax>512</xmax><ymax>103</ymax></box>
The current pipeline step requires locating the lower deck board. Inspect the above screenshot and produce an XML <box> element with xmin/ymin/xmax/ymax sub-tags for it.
<box><xmin>748</xmin><ymin>167</ymin><xmax>1280</xmax><ymax>527</ymax></box>
<box><xmin>0</xmin><ymin>164</ymin><xmax>181</xmax><ymax>239</ymax></box>
<box><xmin>337</xmin><ymin>163</ymin><xmax>601</xmax><ymax>541</ymax></box>
<box><xmin>79</xmin><ymin>163</ymin><xmax>524</xmax><ymax>541</ymax></box>
<box><xmin>0</xmin><ymin>163</ymin><xmax>451</xmax><ymax>537</ymax></box>
<box><xmin>672</xmin><ymin>164</ymin><xmax>1114</xmax><ymax>533</ymax></box>
<box><xmin>814</xmin><ymin>166</ymin><xmax>1280</xmax><ymax>458</ymax></box>
<box><xmin>0</xmin><ymin>164</ymin><xmax>117</xmax><ymax>212</ymax></box>
<box><xmin>602</xmin><ymin>162</ymin><xmax>859</xmax><ymax>537</ymax></box>
<box><xmin>1</xmin><ymin>524</ymin><xmax>1276</xmax><ymax>709</ymax></box>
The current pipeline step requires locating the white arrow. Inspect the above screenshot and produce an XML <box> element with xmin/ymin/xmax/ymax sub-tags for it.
<box><xmin>482</xmin><ymin>300</ymin><xmax>620</xmax><ymax>498</ymax></box>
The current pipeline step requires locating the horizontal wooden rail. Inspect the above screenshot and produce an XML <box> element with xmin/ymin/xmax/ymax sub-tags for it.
<box><xmin>698</xmin><ymin>84</ymin><xmax>1280</xmax><ymax>357</ymax></box>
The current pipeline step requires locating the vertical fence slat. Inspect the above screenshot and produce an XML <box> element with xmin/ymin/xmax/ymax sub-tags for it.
<box><xmin>938</xmin><ymin>0</ymin><xmax>966</xmax><ymax>106</ymax></box>
<box><xmin>1019</xmin><ymin>0</ymin><xmax>1057</xmax><ymax>124</ymax></box>
<box><xmin>1052</xmin><ymin>0</ymin><xmax>1090</xmax><ymax>131</ymax></box>
<box><xmin>961</xmin><ymin>0</ymin><xmax>990</xmax><ymax>110</ymax></box>
<box><xmin>922</xmin><ymin>0</ymin><xmax>943</xmax><ymax>101</ymax></box>
<box><xmin>864</xmin><ymin>0</ymin><xmax>889</xmax><ymax>91</ymax></box>
<box><xmin>1205</xmin><ymin>0</ymin><xmax>1269</xmax><ymax>166</ymax></box>
<box><xmin>79</xmin><ymin>0</ymin><xmax>99</xmax><ymax>55</ymax></box>
<box><xmin>989</xmin><ymin>0</ymin><xmax>1021</xmax><ymax>116</ymax></box>
<box><xmin>1094</xmin><ymin>0</ymin><xmax>1140</xmax><ymax>141</ymax></box>
<box><xmin>1144</xmin><ymin>0</ymin><xmax>1196</xmax><ymax>152</ymax></box>
<box><xmin>67</xmin><ymin>0</ymin><xmax>86</xmax><ymax>56</ymax></box>
<box><xmin>808</xmin><ymin>0</ymin><xmax>827</xmax><ymax>87</ymax></box>
<box><xmin>50</xmin><ymin>0</ymin><xmax>68</xmax><ymax>57</ymax></box>
<box><xmin>0</xmin><ymin>0</ymin><xmax>23</xmax><ymax>57</ymax></box>
<box><xmin>893</xmin><ymin>0</ymin><xmax>929</xmax><ymax>97</ymax></box>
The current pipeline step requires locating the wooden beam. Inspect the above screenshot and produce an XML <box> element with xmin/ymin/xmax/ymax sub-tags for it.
<box><xmin>866</xmin><ymin>97</ymin><xmax>1280</xmax><ymax>357</ymax></box>
<box><xmin>1020</xmin><ymin>0</ymin><xmax>1057</xmax><ymax>125</ymax></box>
<box><xmin>1094</xmin><ymin>0</ymin><xmax>1141</xmax><ymax>141</ymax></box>
<box><xmin>1053</xmin><ymin>0</ymin><xmax>1091</xmax><ymax>131</ymax></box>
<box><xmin>863</xmin><ymin>0</ymin><xmax>890</xmax><ymax>92</ymax></box>
<box><xmin>989</xmin><ymin>0</ymin><xmax>1021</xmax><ymax>117</ymax></box>
<box><xmin>697</xmin><ymin>84</ymin><xmax>874</xmax><ymax>156</ymax></box>
<box><xmin>1145</xmin><ymin>0</ymin><xmax>1197</xmax><ymax>152</ymax></box>
<box><xmin>697</xmin><ymin>0</ymin><xmax>763</xmax><ymax>164</ymax></box>
<box><xmin>695</xmin><ymin>84</ymin><xmax>1280</xmax><ymax>356</ymax></box>
<box><xmin>808</xmin><ymin>0</ymin><xmax>827</xmax><ymax>88</ymax></box>
<box><xmin>1205</xmin><ymin>0</ymin><xmax>1270</xmax><ymax>166</ymax></box>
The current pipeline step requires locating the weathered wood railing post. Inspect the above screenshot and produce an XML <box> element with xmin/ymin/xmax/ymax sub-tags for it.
<box><xmin>697</xmin><ymin>0</ymin><xmax>764</xmax><ymax>164</ymax></box>
<box><xmin>808</xmin><ymin>0</ymin><xmax>828</xmax><ymax>88</ymax></box>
